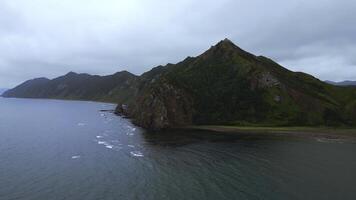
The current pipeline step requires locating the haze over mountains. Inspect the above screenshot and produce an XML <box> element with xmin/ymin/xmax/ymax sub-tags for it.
<box><xmin>326</xmin><ymin>81</ymin><xmax>356</xmax><ymax>87</ymax></box>
<box><xmin>3</xmin><ymin>39</ymin><xmax>356</xmax><ymax>129</ymax></box>
<box><xmin>0</xmin><ymin>88</ymin><xmax>8</xmax><ymax>95</ymax></box>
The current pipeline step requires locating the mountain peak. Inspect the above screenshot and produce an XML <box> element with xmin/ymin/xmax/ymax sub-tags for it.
<box><xmin>199</xmin><ymin>38</ymin><xmax>255</xmax><ymax>60</ymax></box>
<box><xmin>66</xmin><ymin>71</ymin><xmax>78</xmax><ymax>76</ymax></box>
<box><xmin>113</xmin><ymin>70</ymin><xmax>136</xmax><ymax>78</ymax></box>
<box><xmin>215</xmin><ymin>38</ymin><xmax>236</xmax><ymax>48</ymax></box>
<box><xmin>211</xmin><ymin>38</ymin><xmax>251</xmax><ymax>55</ymax></box>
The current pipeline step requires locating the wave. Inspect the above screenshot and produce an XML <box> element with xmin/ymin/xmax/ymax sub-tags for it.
<box><xmin>130</xmin><ymin>151</ymin><xmax>144</xmax><ymax>157</ymax></box>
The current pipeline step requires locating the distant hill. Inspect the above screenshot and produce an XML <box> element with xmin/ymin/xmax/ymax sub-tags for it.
<box><xmin>2</xmin><ymin>71</ymin><xmax>137</xmax><ymax>103</ymax></box>
<box><xmin>326</xmin><ymin>80</ymin><xmax>356</xmax><ymax>86</ymax></box>
<box><xmin>4</xmin><ymin>39</ymin><xmax>356</xmax><ymax>129</ymax></box>
<box><xmin>0</xmin><ymin>88</ymin><xmax>8</xmax><ymax>95</ymax></box>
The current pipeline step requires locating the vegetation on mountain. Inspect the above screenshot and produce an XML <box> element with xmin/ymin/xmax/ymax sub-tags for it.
<box><xmin>3</xmin><ymin>71</ymin><xmax>137</xmax><ymax>103</ymax></box>
<box><xmin>3</xmin><ymin>39</ymin><xmax>356</xmax><ymax>129</ymax></box>
<box><xmin>121</xmin><ymin>39</ymin><xmax>356</xmax><ymax>129</ymax></box>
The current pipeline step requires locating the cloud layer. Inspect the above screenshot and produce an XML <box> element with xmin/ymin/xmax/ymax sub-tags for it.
<box><xmin>1</xmin><ymin>0</ymin><xmax>355</xmax><ymax>87</ymax></box>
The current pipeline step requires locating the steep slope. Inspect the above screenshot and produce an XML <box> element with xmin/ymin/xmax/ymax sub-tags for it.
<box><xmin>2</xmin><ymin>78</ymin><xmax>50</xmax><ymax>98</ymax></box>
<box><xmin>3</xmin><ymin>71</ymin><xmax>138</xmax><ymax>103</ymax></box>
<box><xmin>118</xmin><ymin>39</ymin><xmax>356</xmax><ymax>129</ymax></box>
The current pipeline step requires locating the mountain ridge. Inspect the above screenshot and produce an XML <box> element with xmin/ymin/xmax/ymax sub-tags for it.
<box><xmin>2</xmin><ymin>71</ymin><xmax>138</xmax><ymax>103</ymax></box>
<box><xmin>326</xmin><ymin>80</ymin><xmax>356</xmax><ymax>86</ymax></box>
<box><xmin>3</xmin><ymin>39</ymin><xmax>356</xmax><ymax>129</ymax></box>
<box><xmin>0</xmin><ymin>88</ymin><xmax>8</xmax><ymax>95</ymax></box>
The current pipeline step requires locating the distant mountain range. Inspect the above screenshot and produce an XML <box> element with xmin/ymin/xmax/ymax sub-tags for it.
<box><xmin>3</xmin><ymin>39</ymin><xmax>356</xmax><ymax>129</ymax></box>
<box><xmin>326</xmin><ymin>80</ymin><xmax>356</xmax><ymax>86</ymax></box>
<box><xmin>2</xmin><ymin>71</ymin><xmax>137</xmax><ymax>103</ymax></box>
<box><xmin>0</xmin><ymin>88</ymin><xmax>8</xmax><ymax>95</ymax></box>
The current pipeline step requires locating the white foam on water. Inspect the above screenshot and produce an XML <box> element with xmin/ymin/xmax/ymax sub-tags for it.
<box><xmin>127</xmin><ymin>132</ymin><xmax>135</xmax><ymax>136</ymax></box>
<box><xmin>98</xmin><ymin>141</ymin><xmax>108</xmax><ymax>145</ymax></box>
<box><xmin>132</xmin><ymin>128</ymin><xmax>136</xmax><ymax>131</ymax></box>
<box><xmin>71</xmin><ymin>155</ymin><xmax>81</xmax><ymax>159</ymax></box>
<box><xmin>128</xmin><ymin>145</ymin><xmax>135</xmax><ymax>148</ymax></box>
<box><xmin>96</xmin><ymin>135</ymin><xmax>103</xmax><ymax>138</ymax></box>
<box><xmin>77</xmin><ymin>123</ymin><xmax>86</xmax><ymax>126</ymax></box>
<box><xmin>97</xmin><ymin>140</ymin><xmax>118</xmax><ymax>149</ymax></box>
<box><xmin>316</xmin><ymin>138</ymin><xmax>345</xmax><ymax>144</ymax></box>
<box><xmin>130</xmin><ymin>151</ymin><xmax>144</xmax><ymax>157</ymax></box>
<box><xmin>100</xmin><ymin>113</ymin><xmax>105</xmax><ymax>117</ymax></box>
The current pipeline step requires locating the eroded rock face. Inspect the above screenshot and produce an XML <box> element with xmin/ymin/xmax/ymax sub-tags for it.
<box><xmin>129</xmin><ymin>79</ymin><xmax>194</xmax><ymax>130</ymax></box>
<box><xmin>115</xmin><ymin>104</ymin><xmax>130</xmax><ymax>116</ymax></box>
<box><xmin>258</xmin><ymin>72</ymin><xmax>280</xmax><ymax>88</ymax></box>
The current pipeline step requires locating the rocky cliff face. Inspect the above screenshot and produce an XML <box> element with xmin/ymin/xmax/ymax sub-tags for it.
<box><xmin>130</xmin><ymin>78</ymin><xmax>194</xmax><ymax>129</ymax></box>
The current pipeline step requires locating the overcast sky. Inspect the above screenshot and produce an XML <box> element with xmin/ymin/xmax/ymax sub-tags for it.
<box><xmin>1</xmin><ymin>0</ymin><xmax>355</xmax><ymax>88</ymax></box>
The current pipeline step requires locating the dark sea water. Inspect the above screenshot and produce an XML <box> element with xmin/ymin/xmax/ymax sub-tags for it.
<box><xmin>0</xmin><ymin>98</ymin><xmax>356</xmax><ymax>200</ymax></box>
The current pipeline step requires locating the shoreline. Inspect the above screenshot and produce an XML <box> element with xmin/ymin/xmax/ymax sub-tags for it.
<box><xmin>0</xmin><ymin>96</ymin><xmax>117</xmax><ymax>105</ymax></box>
<box><xmin>182</xmin><ymin>125</ymin><xmax>356</xmax><ymax>140</ymax></box>
<box><xmin>1</xmin><ymin>97</ymin><xmax>355</xmax><ymax>141</ymax></box>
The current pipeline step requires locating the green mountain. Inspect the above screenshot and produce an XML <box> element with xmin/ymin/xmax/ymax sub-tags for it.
<box><xmin>2</xmin><ymin>71</ymin><xmax>137</xmax><ymax>103</ymax></box>
<box><xmin>3</xmin><ymin>39</ymin><xmax>356</xmax><ymax>129</ymax></box>
<box><xmin>118</xmin><ymin>39</ymin><xmax>356</xmax><ymax>129</ymax></box>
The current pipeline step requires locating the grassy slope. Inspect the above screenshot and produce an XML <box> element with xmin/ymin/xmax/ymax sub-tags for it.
<box><xmin>158</xmin><ymin>40</ymin><xmax>356</xmax><ymax>127</ymax></box>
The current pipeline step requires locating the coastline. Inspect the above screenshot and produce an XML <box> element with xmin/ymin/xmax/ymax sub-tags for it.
<box><xmin>182</xmin><ymin>125</ymin><xmax>356</xmax><ymax>140</ymax></box>
<box><xmin>0</xmin><ymin>96</ymin><xmax>118</xmax><ymax>105</ymax></box>
<box><xmin>2</xmin><ymin>97</ymin><xmax>356</xmax><ymax>141</ymax></box>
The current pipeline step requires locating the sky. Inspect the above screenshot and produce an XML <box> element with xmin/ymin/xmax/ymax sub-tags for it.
<box><xmin>0</xmin><ymin>0</ymin><xmax>356</xmax><ymax>88</ymax></box>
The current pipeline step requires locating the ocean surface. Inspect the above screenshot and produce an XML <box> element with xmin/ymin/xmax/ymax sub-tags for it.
<box><xmin>0</xmin><ymin>98</ymin><xmax>356</xmax><ymax>200</ymax></box>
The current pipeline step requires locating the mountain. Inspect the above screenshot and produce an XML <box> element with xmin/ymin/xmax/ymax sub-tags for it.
<box><xmin>2</xmin><ymin>71</ymin><xmax>138</xmax><ymax>103</ymax></box>
<box><xmin>0</xmin><ymin>88</ymin><xmax>8</xmax><ymax>95</ymax></box>
<box><xmin>326</xmin><ymin>80</ymin><xmax>356</xmax><ymax>86</ymax></box>
<box><xmin>4</xmin><ymin>39</ymin><xmax>356</xmax><ymax>129</ymax></box>
<box><xmin>117</xmin><ymin>39</ymin><xmax>356</xmax><ymax>129</ymax></box>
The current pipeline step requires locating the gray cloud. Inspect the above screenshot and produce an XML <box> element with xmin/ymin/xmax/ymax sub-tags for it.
<box><xmin>0</xmin><ymin>0</ymin><xmax>355</xmax><ymax>87</ymax></box>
